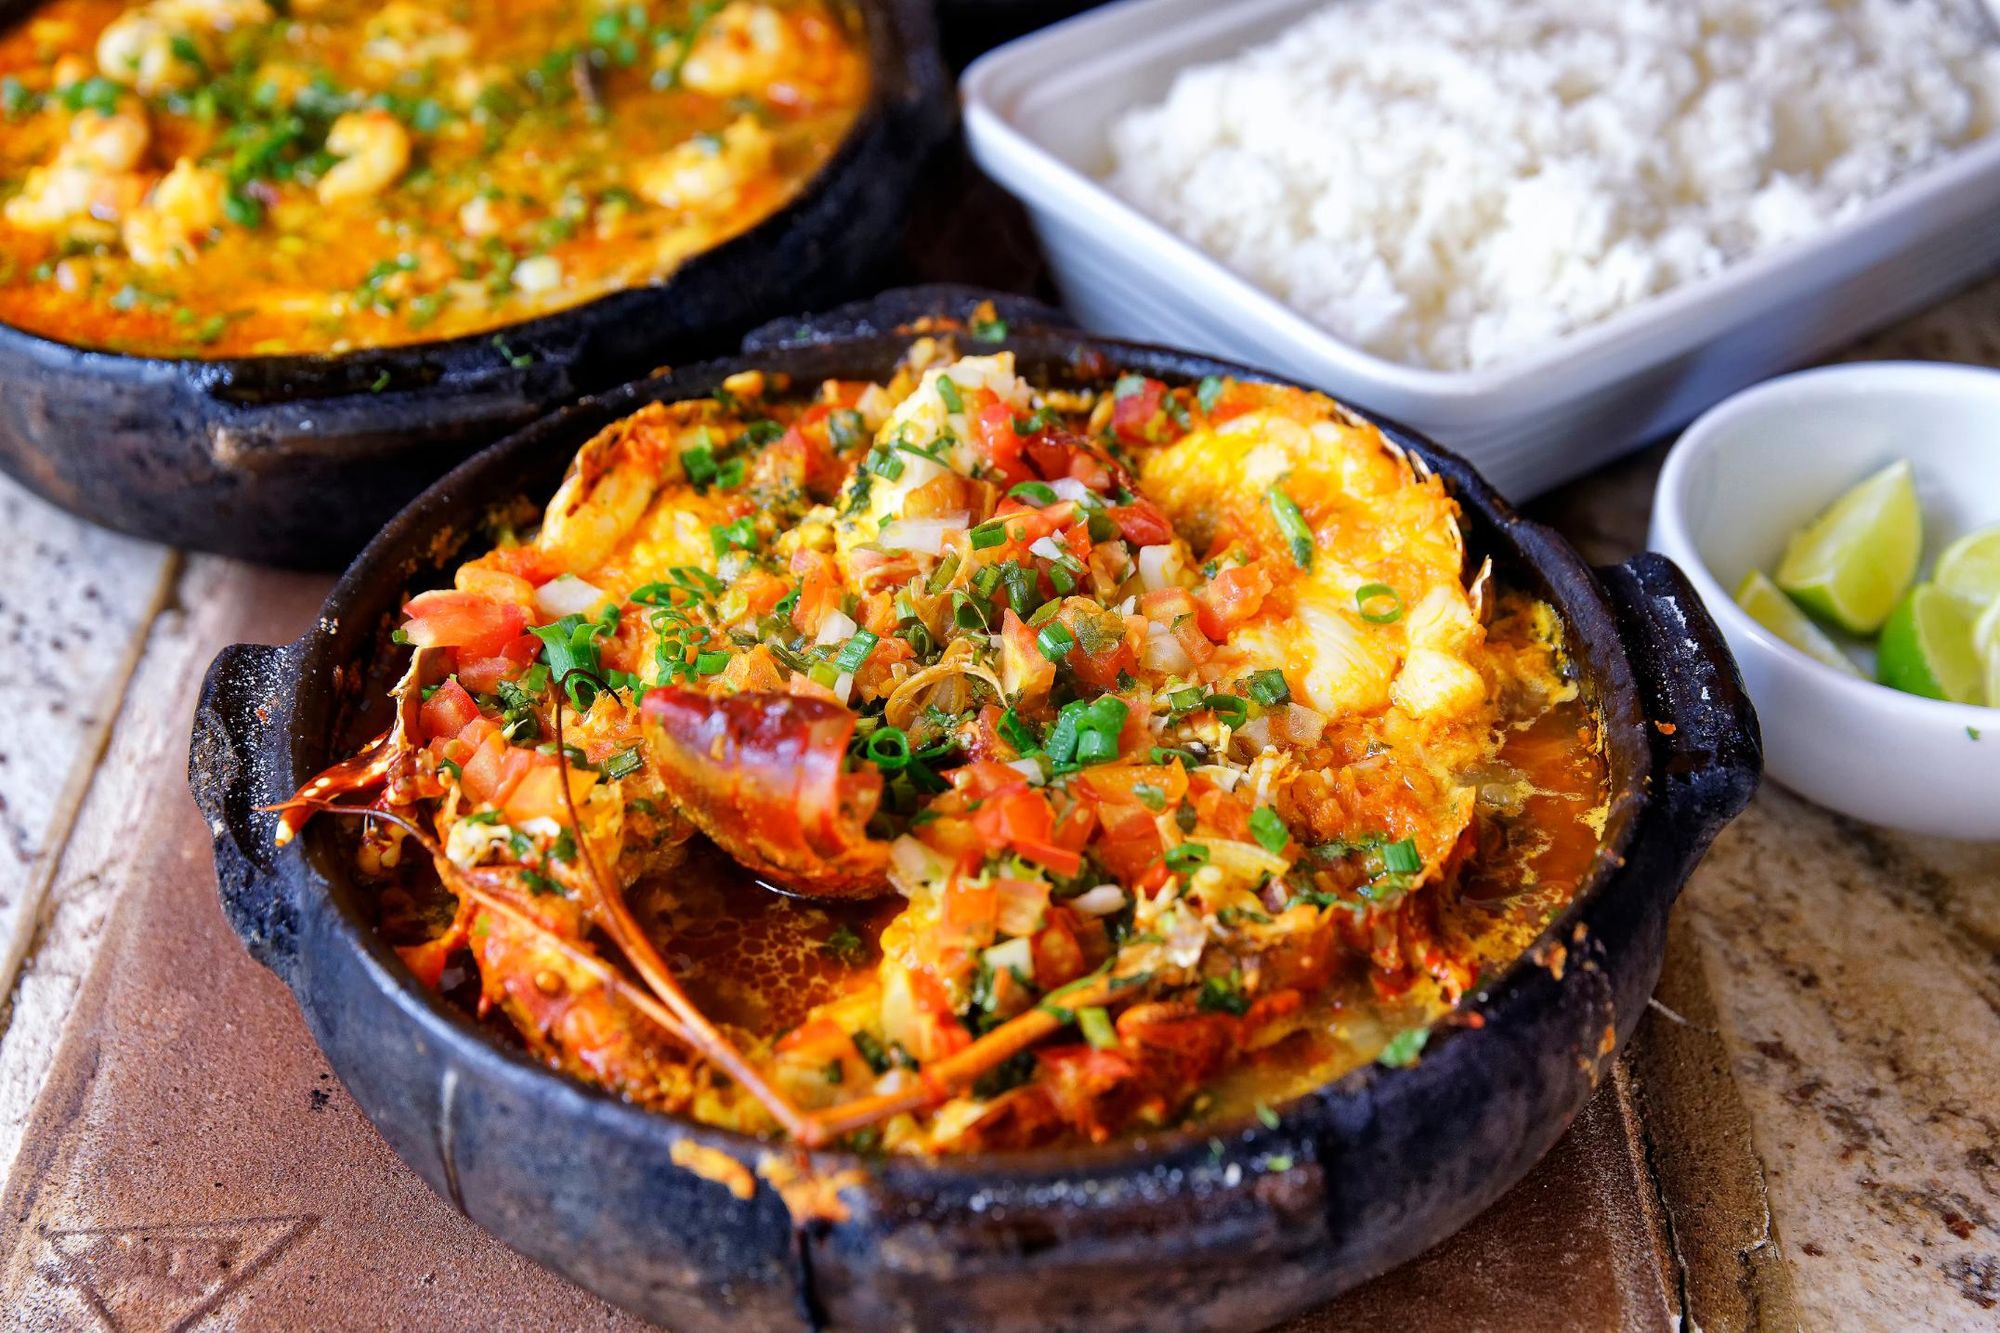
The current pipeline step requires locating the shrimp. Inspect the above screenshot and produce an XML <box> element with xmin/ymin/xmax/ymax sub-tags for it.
<box><xmin>634</xmin><ymin>116</ymin><xmax>775</xmax><ymax>215</ymax></box>
<box><xmin>317</xmin><ymin>110</ymin><xmax>411</xmax><ymax>205</ymax></box>
<box><xmin>675</xmin><ymin>1</ymin><xmax>866</xmax><ymax>108</ymax></box>
<box><xmin>360</xmin><ymin>1</ymin><xmax>472</xmax><ymax>73</ymax></box>
<box><xmin>97</xmin><ymin>0</ymin><xmax>271</xmax><ymax>95</ymax></box>
<box><xmin>2</xmin><ymin>108</ymin><xmax>153</xmax><ymax>238</ymax></box>
<box><xmin>122</xmin><ymin>158</ymin><xmax>226</xmax><ymax>267</ymax></box>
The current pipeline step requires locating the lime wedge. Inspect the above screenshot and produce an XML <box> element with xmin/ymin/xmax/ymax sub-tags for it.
<box><xmin>1936</xmin><ymin>524</ymin><xmax>2000</xmax><ymax>609</ymax></box>
<box><xmin>1978</xmin><ymin>598</ymin><xmax>2000</xmax><ymax>708</ymax></box>
<box><xmin>1774</xmin><ymin>460</ymin><xmax>1922</xmax><ymax>634</ymax></box>
<box><xmin>1734</xmin><ymin>570</ymin><xmax>1862</xmax><ymax>676</ymax></box>
<box><xmin>1876</xmin><ymin>584</ymin><xmax>1983</xmax><ymax>704</ymax></box>
<box><xmin>1976</xmin><ymin>596</ymin><xmax>2000</xmax><ymax>659</ymax></box>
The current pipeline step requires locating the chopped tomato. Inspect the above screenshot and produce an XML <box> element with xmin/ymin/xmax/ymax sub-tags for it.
<box><xmin>481</xmin><ymin>546</ymin><xmax>560</xmax><ymax>586</ymax></box>
<box><xmin>419</xmin><ymin>678</ymin><xmax>480</xmax><ymax>740</ymax></box>
<box><xmin>998</xmin><ymin>609</ymin><xmax>1056</xmax><ymax>703</ymax></box>
<box><xmin>1196</xmin><ymin>561</ymin><xmax>1276</xmax><ymax>639</ymax></box>
<box><xmin>459</xmin><ymin>732</ymin><xmax>532</xmax><ymax>807</ymax></box>
<box><xmin>972</xmin><ymin>788</ymin><xmax>1079</xmax><ymax>875</ymax></box>
<box><xmin>403</xmin><ymin>590</ymin><xmax>528</xmax><ymax>658</ymax></box>
<box><xmin>454</xmin><ymin>633</ymin><xmax>541</xmax><ymax>693</ymax></box>
<box><xmin>1110</xmin><ymin>379</ymin><xmax>1166</xmax><ymax>444</ymax></box>
<box><xmin>503</xmin><ymin>755</ymin><xmax>594</xmax><ymax>826</ymax></box>
<box><xmin>972</xmin><ymin>399</ymin><xmax>1029</xmax><ymax>484</ymax></box>
<box><xmin>1031</xmin><ymin>909</ymin><xmax>1088</xmax><ymax>988</ymax></box>
<box><xmin>789</xmin><ymin>550</ymin><xmax>842</xmax><ymax>637</ymax></box>
<box><xmin>1106</xmin><ymin>500</ymin><xmax>1172</xmax><ymax>548</ymax></box>
<box><xmin>1092</xmin><ymin>804</ymin><xmax>1163</xmax><ymax>881</ymax></box>
<box><xmin>992</xmin><ymin>877</ymin><xmax>1051</xmax><ymax>937</ymax></box>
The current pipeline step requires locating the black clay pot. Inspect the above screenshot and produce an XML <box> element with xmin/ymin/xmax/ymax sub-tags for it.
<box><xmin>189</xmin><ymin>287</ymin><xmax>1760</xmax><ymax>1332</ymax></box>
<box><xmin>0</xmin><ymin>0</ymin><xmax>948</xmax><ymax>568</ymax></box>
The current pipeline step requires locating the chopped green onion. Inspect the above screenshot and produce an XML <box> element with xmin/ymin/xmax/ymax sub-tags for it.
<box><xmin>602</xmin><ymin>748</ymin><xmax>643</xmax><ymax>780</ymax></box>
<box><xmin>1008</xmin><ymin>481</ymin><xmax>1058</xmax><ymax>507</ymax></box>
<box><xmin>1205</xmin><ymin>693</ymin><xmax>1249</xmax><ymax>726</ymax></box>
<box><xmin>1249</xmin><ymin>807</ymin><xmax>1288</xmax><ymax>855</ymax></box>
<box><xmin>1045</xmin><ymin>699</ymin><xmax>1086</xmax><ymax>763</ymax></box>
<box><xmin>1076</xmin><ymin>729</ymin><xmax>1117</xmax><ymax>764</ymax></box>
<box><xmin>808</xmin><ymin>661</ymin><xmax>840</xmax><ymax>689</ymax></box>
<box><xmin>1355</xmin><ymin>583</ymin><xmax>1404</xmax><ymax>624</ymax></box>
<box><xmin>681</xmin><ymin>444</ymin><xmax>718</xmax><ymax>488</ymax></box>
<box><xmin>971</xmin><ymin>314</ymin><xmax>1009</xmax><ymax>342</ymax></box>
<box><xmin>865</xmin><ymin>726</ymin><xmax>911</xmax><ymax>772</ymax></box>
<box><xmin>1036</xmin><ymin>621</ymin><xmax>1075</xmax><ymax>663</ymax></box>
<box><xmin>437</xmin><ymin>757</ymin><xmax>463</xmax><ymax>781</ymax></box>
<box><xmin>927</xmin><ymin>552</ymin><xmax>961</xmax><ymax>594</ymax></box>
<box><xmin>936</xmin><ymin>375</ymin><xmax>964</xmax><ymax>414</ymax></box>
<box><xmin>835</xmin><ymin>628</ymin><xmax>879</xmax><ymax>674</ymax></box>
<box><xmin>970</xmin><ymin>520</ymin><xmax>1008</xmax><ymax>550</ymax></box>
<box><xmin>1046</xmin><ymin>559</ymin><xmax>1078</xmax><ymax>594</ymax></box>
<box><xmin>952</xmin><ymin>593</ymin><xmax>989</xmax><ymax>629</ymax></box>
<box><xmin>1166</xmin><ymin>687</ymin><xmax>1205</xmax><ymax>716</ymax></box>
<box><xmin>1133</xmin><ymin>782</ymin><xmax>1167</xmax><ymax>811</ymax></box>
<box><xmin>695</xmin><ymin>650</ymin><xmax>730</xmax><ymax>676</ymax></box>
<box><xmin>1244</xmin><ymin>669</ymin><xmax>1290</xmax><ymax>707</ymax></box>
<box><xmin>709</xmin><ymin>516</ymin><xmax>757</xmax><ymax>558</ymax></box>
<box><xmin>1001</xmin><ymin>561</ymin><xmax>1035</xmax><ymax>613</ymax></box>
<box><xmin>828</xmin><ymin>408</ymin><xmax>866</xmax><ymax>451</ymax></box>
<box><xmin>1078</xmin><ymin>1006</ymin><xmax>1118</xmax><ymax>1050</ymax></box>
<box><xmin>1377</xmin><ymin>1027</ymin><xmax>1430</xmax><ymax>1068</ymax></box>
<box><xmin>1267</xmin><ymin>488</ymin><xmax>1314</xmax><ymax>570</ymax></box>
<box><xmin>1164</xmin><ymin>842</ymin><xmax>1209</xmax><ymax>873</ymax></box>
<box><xmin>1085</xmin><ymin>510</ymin><xmax>1117</xmax><ymax>543</ymax></box>
<box><xmin>971</xmin><ymin>564</ymin><xmax>1003</xmax><ymax>598</ymax></box>
<box><xmin>997</xmin><ymin>708</ymin><xmax>1040</xmax><ymax>754</ymax></box>
<box><xmin>1197</xmin><ymin>376</ymin><xmax>1225</xmax><ymax>413</ymax></box>
<box><xmin>1381</xmin><ymin>837</ymin><xmax>1422</xmax><ymax>874</ymax></box>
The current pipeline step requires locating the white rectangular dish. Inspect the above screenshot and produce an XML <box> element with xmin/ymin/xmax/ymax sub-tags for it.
<box><xmin>961</xmin><ymin>0</ymin><xmax>2000</xmax><ymax>499</ymax></box>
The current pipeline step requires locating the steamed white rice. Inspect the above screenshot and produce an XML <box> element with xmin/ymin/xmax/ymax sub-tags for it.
<box><xmin>1103</xmin><ymin>0</ymin><xmax>2000</xmax><ymax>372</ymax></box>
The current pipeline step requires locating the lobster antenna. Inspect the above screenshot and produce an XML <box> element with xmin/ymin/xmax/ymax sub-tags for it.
<box><xmin>549</xmin><ymin>668</ymin><xmax>822</xmax><ymax>1145</ymax></box>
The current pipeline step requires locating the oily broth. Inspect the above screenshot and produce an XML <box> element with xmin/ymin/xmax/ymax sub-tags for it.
<box><xmin>0</xmin><ymin>0</ymin><xmax>866</xmax><ymax>356</ymax></box>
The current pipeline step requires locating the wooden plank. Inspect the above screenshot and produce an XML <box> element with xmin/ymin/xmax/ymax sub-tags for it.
<box><xmin>0</xmin><ymin>551</ymin><xmax>322</xmax><ymax>1187</ymax></box>
<box><xmin>0</xmin><ymin>476</ymin><xmax>174</xmax><ymax>1036</ymax></box>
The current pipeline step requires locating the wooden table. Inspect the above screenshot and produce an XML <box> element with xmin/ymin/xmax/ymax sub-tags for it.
<box><xmin>0</xmin><ymin>266</ymin><xmax>1995</xmax><ymax>1328</ymax></box>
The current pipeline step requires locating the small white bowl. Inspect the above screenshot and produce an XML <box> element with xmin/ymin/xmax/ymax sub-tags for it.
<box><xmin>1650</xmin><ymin>362</ymin><xmax>2000</xmax><ymax>840</ymax></box>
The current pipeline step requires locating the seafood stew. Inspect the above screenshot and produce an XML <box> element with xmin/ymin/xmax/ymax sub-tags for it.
<box><xmin>0</xmin><ymin>0</ymin><xmax>867</xmax><ymax>358</ymax></box>
<box><xmin>285</xmin><ymin>324</ymin><xmax>1612</xmax><ymax>1154</ymax></box>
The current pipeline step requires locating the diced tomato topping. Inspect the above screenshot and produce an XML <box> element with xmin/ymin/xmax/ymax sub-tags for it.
<box><xmin>789</xmin><ymin>549</ymin><xmax>843</xmax><ymax>637</ymax></box>
<box><xmin>403</xmin><ymin>590</ymin><xmax>528</xmax><ymax>658</ymax></box>
<box><xmin>972</xmin><ymin>400</ymin><xmax>1029</xmax><ymax>484</ymax></box>
<box><xmin>454</xmin><ymin>633</ymin><xmax>541</xmax><ymax>693</ymax></box>
<box><xmin>419</xmin><ymin>678</ymin><xmax>480</xmax><ymax>741</ymax></box>
<box><xmin>1106</xmin><ymin>501</ymin><xmax>1173</xmax><ymax>548</ymax></box>
<box><xmin>1031</xmin><ymin>910</ymin><xmax>1088</xmax><ymax>987</ymax></box>
<box><xmin>459</xmin><ymin>733</ymin><xmax>532</xmax><ymax>807</ymax></box>
<box><xmin>1110</xmin><ymin>379</ymin><xmax>1166</xmax><ymax>443</ymax></box>
<box><xmin>482</xmin><ymin>546</ymin><xmax>560</xmax><ymax>586</ymax></box>
<box><xmin>1196</xmin><ymin>561</ymin><xmax>1276</xmax><ymax>639</ymax></box>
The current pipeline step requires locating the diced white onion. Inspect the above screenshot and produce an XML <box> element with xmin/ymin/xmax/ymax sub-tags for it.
<box><xmin>833</xmin><ymin>671</ymin><xmax>855</xmax><ymax>704</ymax></box>
<box><xmin>534</xmin><ymin>573</ymin><xmax>603</xmax><ymax>618</ymax></box>
<box><xmin>981</xmin><ymin>935</ymin><xmax>1035</xmax><ymax>980</ymax></box>
<box><xmin>1005</xmin><ymin>757</ymin><xmax>1046</xmax><ymax>785</ymax></box>
<box><xmin>1071</xmin><ymin>885</ymin><xmax>1128</xmax><ymax>917</ymax></box>
<box><xmin>1029</xmin><ymin>536</ymin><xmax>1066</xmax><ymax>562</ymax></box>
<box><xmin>1116</xmin><ymin>595</ymin><xmax>1137</xmax><ymax>615</ymax></box>
<box><xmin>1233</xmin><ymin>715</ymin><xmax>1274</xmax><ymax>755</ymax></box>
<box><xmin>1050</xmin><ymin>478</ymin><xmax>1093</xmax><ymax>504</ymax></box>
<box><xmin>1207</xmin><ymin>839</ymin><xmax>1291</xmax><ymax>881</ymax></box>
<box><xmin>1278</xmin><ymin>702</ymin><xmax>1327</xmax><ymax>746</ymax></box>
<box><xmin>1142</xmin><ymin>624</ymin><xmax>1195</xmax><ymax>674</ymax></box>
<box><xmin>878</xmin><ymin>513</ymin><xmax>968</xmax><ymax>554</ymax></box>
<box><xmin>889</xmin><ymin>834</ymin><xmax>950</xmax><ymax>891</ymax></box>
<box><xmin>815</xmin><ymin>608</ymin><xmax>859</xmax><ymax>645</ymax></box>
<box><xmin>1194</xmin><ymin>763</ymin><xmax>1243</xmax><ymax>792</ymax></box>
<box><xmin>1137</xmin><ymin>543</ymin><xmax>1182</xmax><ymax>592</ymax></box>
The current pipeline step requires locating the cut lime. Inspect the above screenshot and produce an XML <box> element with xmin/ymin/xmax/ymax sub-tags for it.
<box><xmin>1979</xmin><ymin>598</ymin><xmax>2000</xmax><ymax>708</ymax></box>
<box><xmin>1774</xmin><ymin>459</ymin><xmax>1922</xmax><ymax>634</ymax></box>
<box><xmin>1876</xmin><ymin>583</ymin><xmax>1983</xmax><ymax>704</ymax></box>
<box><xmin>1734</xmin><ymin>570</ymin><xmax>1861</xmax><ymax>676</ymax></box>
<box><xmin>1936</xmin><ymin>524</ymin><xmax>2000</xmax><ymax>610</ymax></box>
<box><xmin>1977</xmin><ymin>596</ymin><xmax>2000</xmax><ymax>659</ymax></box>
